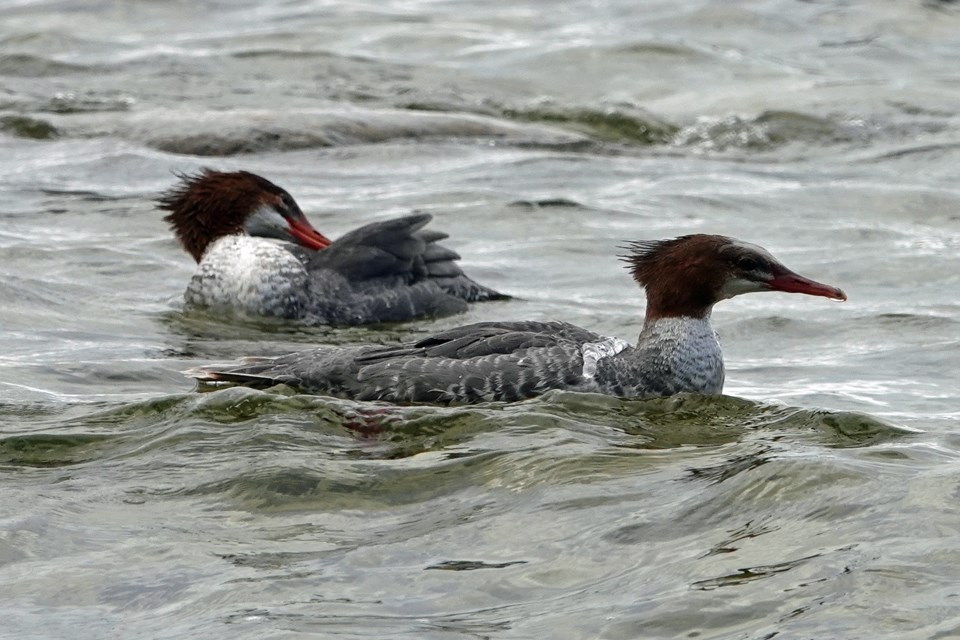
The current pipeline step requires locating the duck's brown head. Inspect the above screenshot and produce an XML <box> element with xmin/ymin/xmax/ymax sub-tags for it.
<box><xmin>158</xmin><ymin>169</ymin><xmax>331</xmax><ymax>262</ymax></box>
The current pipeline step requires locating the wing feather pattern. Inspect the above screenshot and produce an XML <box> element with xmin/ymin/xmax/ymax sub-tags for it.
<box><xmin>298</xmin><ymin>214</ymin><xmax>506</xmax><ymax>324</ymax></box>
<box><xmin>192</xmin><ymin>321</ymin><xmax>606</xmax><ymax>404</ymax></box>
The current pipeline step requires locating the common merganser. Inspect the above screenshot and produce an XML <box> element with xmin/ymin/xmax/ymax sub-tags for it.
<box><xmin>189</xmin><ymin>234</ymin><xmax>846</xmax><ymax>404</ymax></box>
<box><xmin>159</xmin><ymin>169</ymin><xmax>507</xmax><ymax>325</ymax></box>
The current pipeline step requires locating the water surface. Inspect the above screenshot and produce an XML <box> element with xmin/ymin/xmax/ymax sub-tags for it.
<box><xmin>2</xmin><ymin>1</ymin><xmax>960</xmax><ymax>638</ymax></box>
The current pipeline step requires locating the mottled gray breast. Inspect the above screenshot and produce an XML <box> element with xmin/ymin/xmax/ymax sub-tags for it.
<box><xmin>591</xmin><ymin>316</ymin><xmax>724</xmax><ymax>398</ymax></box>
<box><xmin>186</xmin><ymin>236</ymin><xmax>309</xmax><ymax>319</ymax></box>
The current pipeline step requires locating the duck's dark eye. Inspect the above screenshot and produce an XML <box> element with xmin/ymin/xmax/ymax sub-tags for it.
<box><xmin>737</xmin><ymin>256</ymin><xmax>762</xmax><ymax>272</ymax></box>
<box><xmin>279</xmin><ymin>193</ymin><xmax>298</xmax><ymax>213</ymax></box>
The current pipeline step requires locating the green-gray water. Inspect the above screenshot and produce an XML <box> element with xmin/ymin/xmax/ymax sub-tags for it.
<box><xmin>2</xmin><ymin>1</ymin><xmax>959</xmax><ymax>638</ymax></box>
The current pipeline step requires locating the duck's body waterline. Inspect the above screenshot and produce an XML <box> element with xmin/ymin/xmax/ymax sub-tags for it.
<box><xmin>160</xmin><ymin>170</ymin><xmax>507</xmax><ymax>326</ymax></box>
<box><xmin>191</xmin><ymin>234</ymin><xmax>846</xmax><ymax>405</ymax></box>
<box><xmin>198</xmin><ymin>317</ymin><xmax>723</xmax><ymax>403</ymax></box>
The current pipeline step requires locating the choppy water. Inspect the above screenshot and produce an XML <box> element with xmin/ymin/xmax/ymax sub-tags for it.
<box><xmin>2</xmin><ymin>1</ymin><xmax>960</xmax><ymax>638</ymax></box>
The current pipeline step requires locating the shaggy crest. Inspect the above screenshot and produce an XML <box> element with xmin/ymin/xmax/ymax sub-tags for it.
<box><xmin>158</xmin><ymin>169</ymin><xmax>295</xmax><ymax>262</ymax></box>
<box><xmin>620</xmin><ymin>235</ymin><xmax>734</xmax><ymax>320</ymax></box>
<box><xmin>621</xmin><ymin>235</ymin><xmax>731</xmax><ymax>284</ymax></box>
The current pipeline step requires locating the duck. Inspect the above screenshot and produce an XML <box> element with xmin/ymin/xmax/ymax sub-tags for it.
<box><xmin>188</xmin><ymin>234</ymin><xmax>846</xmax><ymax>404</ymax></box>
<box><xmin>158</xmin><ymin>169</ymin><xmax>507</xmax><ymax>326</ymax></box>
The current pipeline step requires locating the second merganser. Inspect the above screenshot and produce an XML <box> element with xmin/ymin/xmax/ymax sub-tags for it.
<box><xmin>158</xmin><ymin>169</ymin><xmax>507</xmax><ymax>326</ymax></box>
<box><xmin>188</xmin><ymin>234</ymin><xmax>846</xmax><ymax>404</ymax></box>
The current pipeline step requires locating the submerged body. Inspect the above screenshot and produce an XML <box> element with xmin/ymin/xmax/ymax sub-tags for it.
<box><xmin>199</xmin><ymin>317</ymin><xmax>723</xmax><ymax>403</ymax></box>
<box><xmin>160</xmin><ymin>170</ymin><xmax>506</xmax><ymax>326</ymax></box>
<box><xmin>191</xmin><ymin>234</ymin><xmax>846</xmax><ymax>404</ymax></box>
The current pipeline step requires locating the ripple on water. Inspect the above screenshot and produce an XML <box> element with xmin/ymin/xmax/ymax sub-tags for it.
<box><xmin>2</xmin><ymin>4</ymin><xmax>959</xmax><ymax>636</ymax></box>
<box><xmin>672</xmin><ymin>110</ymin><xmax>875</xmax><ymax>154</ymax></box>
<box><xmin>0</xmin><ymin>53</ymin><xmax>93</xmax><ymax>77</ymax></box>
<box><xmin>0</xmin><ymin>386</ymin><xmax>910</xmax><ymax>504</ymax></box>
<box><xmin>33</xmin><ymin>108</ymin><xmax>588</xmax><ymax>157</ymax></box>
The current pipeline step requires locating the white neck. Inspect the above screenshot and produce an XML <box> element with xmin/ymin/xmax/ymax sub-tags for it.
<box><xmin>635</xmin><ymin>315</ymin><xmax>725</xmax><ymax>395</ymax></box>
